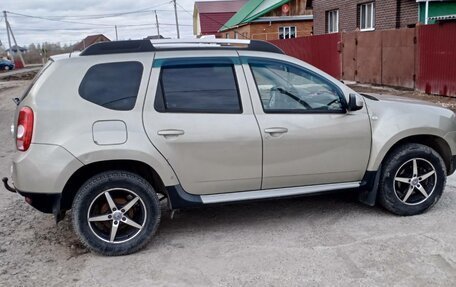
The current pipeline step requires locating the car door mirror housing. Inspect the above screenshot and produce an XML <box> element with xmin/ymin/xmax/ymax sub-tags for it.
<box><xmin>347</xmin><ymin>93</ymin><xmax>364</xmax><ymax>112</ymax></box>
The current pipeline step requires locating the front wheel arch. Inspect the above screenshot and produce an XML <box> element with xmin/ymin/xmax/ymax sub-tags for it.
<box><xmin>377</xmin><ymin>143</ymin><xmax>446</xmax><ymax>215</ymax></box>
<box><xmin>376</xmin><ymin>135</ymin><xmax>452</xmax><ymax>175</ymax></box>
<box><xmin>360</xmin><ymin>135</ymin><xmax>452</xmax><ymax>207</ymax></box>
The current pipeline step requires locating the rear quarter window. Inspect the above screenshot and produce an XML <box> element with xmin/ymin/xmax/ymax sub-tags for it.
<box><xmin>79</xmin><ymin>61</ymin><xmax>143</xmax><ymax>111</ymax></box>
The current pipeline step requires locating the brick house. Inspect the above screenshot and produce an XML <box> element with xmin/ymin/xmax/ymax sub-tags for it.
<box><xmin>193</xmin><ymin>0</ymin><xmax>248</xmax><ymax>37</ymax></box>
<box><xmin>73</xmin><ymin>34</ymin><xmax>110</xmax><ymax>51</ymax></box>
<box><xmin>313</xmin><ymin>0</ymin><xmax>418</xmax><ymax>35</ymax></box>
<box><xmin>220</xmin><ymin>0</ymin><xmax>314</xmax><ymax>40</ymax></box>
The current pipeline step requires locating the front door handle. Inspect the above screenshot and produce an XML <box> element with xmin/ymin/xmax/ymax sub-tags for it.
<box><xmin>264</xmin><ymin>127</ymin><xmax>288</xmax><ymax>136</ymax></box>
<box><xmin>157</xmin><ymin>129</ymin><xmax>185</xmax><ymax>137</ymax></box>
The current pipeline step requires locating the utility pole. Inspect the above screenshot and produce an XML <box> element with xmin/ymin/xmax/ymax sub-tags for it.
<box><xmin>115</xmin><ymin>25</ymin><xmax>118</xmax><ymax>41</ymax></box>
<box><xmin>8</xmin><ymin>21</ymin><xmax>25</xmax><ymax>67</ymax></box>
<box><xmin>3</xmin><ymin>11</ymin><xmax>13</xmax><ymax>61</ymax></box>
<box><xmin>172</xmin><ymin>0</ymin><xmax>180</xmax><ymax>39</ymax></box>
<box><xmin>3</xmin><ymin>11</ymin><xmax>25</xmax><ymax>67</ymax></box>
<box><xmin>154</xmin><ymin>10</ymin><xmax>160</xmax><ymax>37</ymax></box>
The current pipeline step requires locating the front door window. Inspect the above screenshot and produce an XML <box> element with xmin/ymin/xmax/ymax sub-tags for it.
<box><xmin>249</xmin><ymin>60</ymin><xmax>345</xmax><ymax>113</ymax></box>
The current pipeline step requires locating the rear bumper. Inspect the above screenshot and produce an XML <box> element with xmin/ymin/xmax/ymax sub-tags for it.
<box><xmin>18</xmin><ymin>191</ymin><xmax>61</xmax><ymax>214</ymax></box>
<box><xmin>11</xmin><ymin>143</ymin><xmax>83</xmax><ymax>194</ymax></box>
<box><xmin>3</xmin><ymin>177</ymin><xmax>60</xmax><ymax>214</ymax></box>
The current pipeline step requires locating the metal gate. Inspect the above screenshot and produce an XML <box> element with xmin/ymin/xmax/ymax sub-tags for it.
<box><xmin>341</xmin><ymin>28</ymin><xmax>416</xmax><ymax>88</ymax></box>
<box><xmin>269</xmin><ymin>33</ymin><xmax>341</xmax><ymax>79</ymax></box>
<box><xmin>271</xmin><ymin>24</ymin><xmax>456</xmax><ymax>97</ymax></box>
<box><xmin>417</xmin><ymin>22</ymin><xmax>456</xmax><ymax>97</ymax></box>
<box><xmin>381</xmin><ymin>29</ymin><xmax>416</xmax><ymax>89</ymax></box>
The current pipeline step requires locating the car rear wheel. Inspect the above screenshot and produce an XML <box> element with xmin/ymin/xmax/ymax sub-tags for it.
<box><xmin>72</xmin><ymin>171</ymin><xmax>161</xmax><ymax>255</ymax></box>
<box><xmin>4</xmin><ymin>66</ymin><xmax>10</xmax><ymax>71</ymax></box>
<box><xmin>378</xmin><ymin>143</ymin><xmax>446</xmax><ymax>216</ymax></box>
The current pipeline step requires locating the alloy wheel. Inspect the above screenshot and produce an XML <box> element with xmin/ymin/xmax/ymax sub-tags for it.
<box><xmin>87</xmin><ymin>188</ymin><xmax>147</xmax><ymax>243</ymax></box>
<box><xmin>393</xmin><ymin>158</ymin><xmax>437</xmax><ymax>205</ymax></box>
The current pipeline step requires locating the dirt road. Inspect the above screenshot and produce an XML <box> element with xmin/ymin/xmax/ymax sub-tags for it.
<box><xmin>0</xmin><ymin>67</ymin><xmax>42</xmax><ymax>80</ymax></box>
<box><xmin>0</xmin><ymin>80</ymin><xmax>455</xmax><ymax>286</ymax></box>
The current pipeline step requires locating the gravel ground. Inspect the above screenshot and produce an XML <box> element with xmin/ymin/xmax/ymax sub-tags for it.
<box><xmin>0</xmin><ymin>80</ymin><xmax>455</xmax><ymax>286</ymax></box>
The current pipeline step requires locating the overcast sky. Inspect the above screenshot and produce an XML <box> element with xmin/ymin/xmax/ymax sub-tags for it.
<box><xmin>0</xmin><ymin>0</ymin><xmax>198</xmax><ymax>47</ymax></box>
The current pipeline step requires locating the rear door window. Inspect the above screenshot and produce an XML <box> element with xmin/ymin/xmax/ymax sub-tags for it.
<box><xmin>79</xmin><ymin>61</ymin><xmax>143</xmax><ymax>110</ymax></box>
<box><xmin>154</xmin><ymin>62</ymin><xmax>242</xmax><ymax>113</ymax></box>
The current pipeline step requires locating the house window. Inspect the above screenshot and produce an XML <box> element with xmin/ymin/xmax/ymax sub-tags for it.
<box><xmin>279</xmin><ymin>26</ymin><xmax>296</xmax><ymax>39</ymax></box>
<box><xmin>359</xmin><ymin>2</ymin><xmax>375</xmax><ymax>31</ymax></box>
<box><xmin>327</xmin><ymin>10</ymin><xmax>339</xmax><ymax>33</ymax></box>
<box><xmin>226</xmin><ymin>33</ymin><xmax>230</xmax><ymax>39</ymax></box>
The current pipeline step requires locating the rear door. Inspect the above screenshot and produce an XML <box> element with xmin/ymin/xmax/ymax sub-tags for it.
<box><xmin>143</xmin><ymin>51</ymin><xmax>262</xmax><ymax>195</ymax></box>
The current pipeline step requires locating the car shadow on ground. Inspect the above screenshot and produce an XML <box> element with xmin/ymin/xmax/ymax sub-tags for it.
<box><xmin>0</xmin><ymin>188</ymin><xmax>391</xmax><ymax>259</ymax></box>
<box><xmin>147</xmin><ymin>189</ymin><xmax>390</xmax><ymax>247</ymax></box>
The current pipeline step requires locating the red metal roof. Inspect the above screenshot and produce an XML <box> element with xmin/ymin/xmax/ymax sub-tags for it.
<box><xmin>195</xmin><ymin>0</ymin><xmax>247</xmax><ymax>13</ymax></box>
<box><xmin>195</xmin><ymin>0</ymin><xmax>248</xmax><ymax>34</ymax></box>
<box><xmin>200</xmin><ymin>12</ymin><xmax>238</xmax><ymax>34</ymax></box>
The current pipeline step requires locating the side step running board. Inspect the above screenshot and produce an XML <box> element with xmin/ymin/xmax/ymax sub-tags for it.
<box><xmin>200</xmin><ymin>182</ymin><xmax>360</xmax><ymax>204</ymax></box>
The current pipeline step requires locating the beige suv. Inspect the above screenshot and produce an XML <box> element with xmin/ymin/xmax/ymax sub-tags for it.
<box><xmin>3</xmin><ymin>39</ymin><xmax>456</xmax><ymax>255</ymax></box>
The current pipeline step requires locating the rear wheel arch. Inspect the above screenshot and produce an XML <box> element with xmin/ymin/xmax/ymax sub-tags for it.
<box><xmin>60</xmin><ymin>160</ymin><xmax>167</xmax><ymax>211</ymax></box>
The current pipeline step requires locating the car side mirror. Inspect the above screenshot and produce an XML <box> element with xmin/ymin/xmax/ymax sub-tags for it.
<box><xmin>347</xmin><ymin>93</ymin><xmax>364</xmax><ymax>112</ymax></box>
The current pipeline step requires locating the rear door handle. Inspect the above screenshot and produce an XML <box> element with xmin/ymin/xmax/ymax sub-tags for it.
<box><xmin>157</xmin><ymin>129</ymin><xmax>185</xmax><ymax>137</ymax></box>
<box><xmin>264</xmin><ymin>127</ymin><xmax>288</xmax><ymax>136</ymax></box>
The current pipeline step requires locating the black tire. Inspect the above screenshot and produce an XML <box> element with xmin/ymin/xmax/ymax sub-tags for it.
<box><xmin>72</xmin><ymin>171</ymin><xmax>161</xmax><ymax>256</ymax></box>
<box><xmin>378</xmin><ymin>143</ymin><xmax>446</xmax><ymax>216</ymax></box>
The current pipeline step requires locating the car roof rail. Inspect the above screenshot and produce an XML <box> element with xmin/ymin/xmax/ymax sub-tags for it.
<box><xmin>79</xmin><ymin>39</ymin><xmax>284</xmax><ymax>56</ymax></box>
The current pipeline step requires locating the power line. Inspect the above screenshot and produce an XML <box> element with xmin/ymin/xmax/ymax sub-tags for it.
<box><xmin>6</xmin><ymin>10</ymin><xmax>186</xmax><ymax>20</ymax></box>
<box><xmin>4</xmin><ymin>7</ymin><xmax>192</xmax><ymax>30</ymax></box>
<box><xmin>5</xmin><ymin>2</ymin><xmax>172</xmax><ymax>21</ymax></box>
<box><xmin>6</xmin><ymin>11</ymin><xmax>114</xmax><ymax>27</ymax></box>
<box><xmin>118</xmin><ymin>22</ymin><xmax>192</xmax><ymax>27</ymax></box>
<box><xmin>0</xmin><ymin>2</ymin><xmax>195</xmax><ymax>45</ymax></box>
<box><xmin>0</xmin><ymin>22</ymin><xmax>192</xmax><ymax>32</ymax></box>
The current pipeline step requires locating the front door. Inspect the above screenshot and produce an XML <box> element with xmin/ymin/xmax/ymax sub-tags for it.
<box><xmin>143</xmin><ymin>53</ymin><xmax>262</xmax><ymax>195</ymax></box>
<box><xmin>242</xmin><ymin>55</ymin><xmax>371</xmax><ymax>189</ymax></box>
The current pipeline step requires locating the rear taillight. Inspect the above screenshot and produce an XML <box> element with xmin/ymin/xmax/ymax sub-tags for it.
<box><xmin>16</xmin><ymin>107</ymin><xmax>34</xmax><ymax>151</ymax></box>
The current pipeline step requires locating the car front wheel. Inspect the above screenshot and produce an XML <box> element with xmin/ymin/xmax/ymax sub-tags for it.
<box><xmin>72</xmin><ymin>171</ymin><xmax>161</xmax><ymax>255</ymax></box>
<box><xmin>378</xmin><ymin>143</ymin><xmax>446</xmax><ymax>216</ymax></box>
